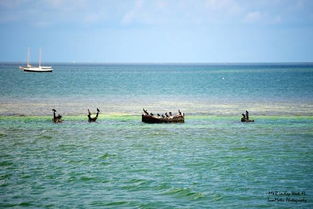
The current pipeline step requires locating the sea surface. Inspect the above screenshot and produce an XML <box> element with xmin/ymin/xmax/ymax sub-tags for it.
<box><xmin>0</xmin><ymin>63</ymin><xmax>313</xmax><ymax>208</ymax></box>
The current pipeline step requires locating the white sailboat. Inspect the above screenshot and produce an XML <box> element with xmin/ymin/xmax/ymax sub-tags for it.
<box><xmin>19</xmin><ymin>48</ymin><xmax>32</xmax><ymax>70</ymax></box>
<box><xmin>19</xmin><ymin>48</ymin><xmax>53</xmax><ymax>72</ymax></box>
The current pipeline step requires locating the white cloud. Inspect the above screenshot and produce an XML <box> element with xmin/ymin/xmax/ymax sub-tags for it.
<box><xmin>121</xmin><ymin>11</ymin><xmax>135</xmax><ymax>24</ymax></box>
<box><xmin>119</xmin><ymin>1</ymin><xmax>161</xmax><ymax>25</ymax></box>
<box><xmin>273</xmin><ymin>15</ymin><xmax>282</xmax><ymax>24</ymax></box>
<box><xmin>83</xmin><ymin>13</ymin><xmax>103</xmax><ymax>24</ymax></box>
<box><xmin>121</xmin><ymin>0</ymin><xmax>143</xmax><ymax>24</ymax></box>
<box><xmin>43</xmin><ymin>0</ymin><xmax>87</xmax><ymax>9</ymax></box>
<box><xmin>135</xmin><ymin>0</ymin><xmax>144</xmax><ymax>9</ymax></box>
<box><xmin>156</xmin><ymin>0</ymin><xmax>167</xmax><ymax>9</ymax></box>
<box><xmin>44</xmin><ymin>0</ymin><xmax>64</xmax><ymax>7</ymax></box>
<box><xmin>0</xmin><ymin>0</ymin><xmax>311</xmax><ymax>27</ymax></box>
<box><xmin>244</xmin><ymin>11</ymin><xmax>283</xmax><ymax>24</ymax></box>
<box><xmin>205</xmin><ymin>0</ymin><xmax>241</xmax><ymax>13</ymax></box>
<box><xmin>33</xmin><ymin>20</ymin><xmax>51</xmax><ymax>27</ymax></box>
<box><xmin>244</xmin><ymin>11</ymin><xmax>263</xmax><ymax>23</ymax></box>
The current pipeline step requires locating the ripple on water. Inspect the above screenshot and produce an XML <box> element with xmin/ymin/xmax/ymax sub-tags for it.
<box><xmin>99</xmin><ymin>153</ymin><xmax>116</xmax><ymax>159</ymax></box>
<box><xmin>0</xmin><ymin>161</ymin><xmax>13</xmax><ymax>167</ymax></box>
<box><xmin>163</xmin><ymin>188</ymin><xmax>205</xmax><ymax>200</ymax></box>
<box><xmin>121</xmin><ymin>178</ymin><xmax>154</xmax><ymax>192</ymax></box>
<box><xmin>0</xmin><ymin>115</ymin><xmax>313</xmax><ymax>208</ymax></box>
<box><xmin>102</xmin><ymin>201</ymin><xmax>129</xmax><ymax>206</ymax></box>
<box><xmin>38</xmin><ymin>135</ymin><xmax>53</xmax><ymax>140</ymax></box>
<box><xmin>0</xmin><ymin>132</ymin><xmax>7</xmax><ymax>138</ymax></box>
<box><xmin>0</xmin><ymin>173</ymin><xmax>11</xmax><ymax>180</ymax></box>
<box><xmin>56</xmin><ymin>144</ymin><xmax>80</xmax><ymax>151</ymax></box>
<box><xmin>210</xmin><ymin>193</ymin><xmax>224</xmax><ymax>201</ymax></box>
<box><xmin>18</xmin><ymin>202</ymin><xmax>33</xmax><ymax>207</ymax></box>
<box><xmin>79</xmin><ymin>176</ymin><xmax>98</xmax><ymax>182</ymax></box>
<box><xmin>231</xmin><ymin>146</ymin><xmax>249</xmax><ymax>151</ymax></box>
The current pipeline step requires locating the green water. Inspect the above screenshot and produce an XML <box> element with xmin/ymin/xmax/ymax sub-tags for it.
<box><xmin>1</xmin><ymin>116</ymin><xmax>312</xmax><ymax>208</ymax></box>
<box><xmin>1</xmin><ymin>63</ymin><xmax>313</xmax><ymax>207</ymax></box>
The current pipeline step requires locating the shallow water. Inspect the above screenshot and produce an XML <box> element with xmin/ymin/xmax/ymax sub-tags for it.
<box><xmin>1</xmin><ymin>63</ymin><xmax>313</xmax><ymax>116</ymax></box>
<box><xmin>1</xmin><ymin>64</ymin><xmax>313</xmax><ymax>208</ymax></box>
<box><xmin>0</xmin><ymin>116</ymin><xmax>312</xmax><ymax>208</ymax></box>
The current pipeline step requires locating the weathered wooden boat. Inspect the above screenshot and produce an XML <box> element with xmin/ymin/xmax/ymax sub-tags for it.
<box><xmin>142</xmin><ymin>114</ymin><xmax>184</xmax><ymax>123</ymax></box>
<box><xmin>241</xmin><ymin>118</ymin><xmax>254</xmax><ymax>123</ymax></box>
<box><xmin>241</xmin><ymin>111</ymin><xmax>254</xmax><ymax>122</ymax></box>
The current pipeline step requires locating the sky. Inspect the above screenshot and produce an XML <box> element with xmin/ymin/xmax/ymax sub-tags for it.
<box><xmin>0</xmin><ymin>0</ymin><xmax>313</xmax><ymax>63</ymax></box>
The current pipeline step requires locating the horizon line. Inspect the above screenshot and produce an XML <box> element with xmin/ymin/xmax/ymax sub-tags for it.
<box><xmin>1</xmin><ymin>61</ymin><xmax>313</xmax><ymax>65</ymax></box>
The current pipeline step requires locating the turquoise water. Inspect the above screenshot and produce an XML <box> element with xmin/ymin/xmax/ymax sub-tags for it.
<box><xmin>0</xmin><ymin>64</ymin><xmax>313</xmax><ymax>208</ymax></box>
<box><xmin>1</xmin><ymin>63</ymin><xmax>313</xmax><ymax>115</ymax></box>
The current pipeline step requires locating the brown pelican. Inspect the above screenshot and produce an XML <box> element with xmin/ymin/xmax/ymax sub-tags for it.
<box><xmin>143</xmin><ymin>108</ymin><xmax>149</xmax><ymax>115</ymax></box>
<box><xmin>241</xmin><ymin>113</ymin><xmax>246</xmax><ymax>122</ymax></box>
<box><xmin>241</xmin><ymin>111</ymin><xmax>254</xmax><ymax>122</ymax></box>
<box><xmin>245</xmin><ymin>110</ymin><xmax>249</xmax><ymax>120</ymax></box>
<box><xmin>52</xmin><ymin>109</ymin><xmax>63</xmax><ymax>123</ymax></box>
<box><xmin>88</xmin><ymin>108</ymin><xmax>100</xmax><ymax>122</ymax></box>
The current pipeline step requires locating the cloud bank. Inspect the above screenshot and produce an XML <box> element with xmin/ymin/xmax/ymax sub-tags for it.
<box><xmin>1</xmin><ymin>0</ymin><xmax>312</xmax><ymax>27</ymax></box>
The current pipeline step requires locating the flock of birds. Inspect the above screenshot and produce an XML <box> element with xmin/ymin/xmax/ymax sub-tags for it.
<box><xmin>142</xmin><ymin>108</ymin><xmax>184</xmax><ymax>118</ymax></box>
<box><xmin>52</xmin><ymin>108</ymin><xmax>253</xmax><ymax>123</ymax></box>
<box><xmin>52</xmin><ymin>108</ymin><xmax>100</xmax><ymax>123</ymax></box>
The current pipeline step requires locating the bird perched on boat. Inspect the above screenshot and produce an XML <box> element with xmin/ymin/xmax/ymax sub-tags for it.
<box><xmin>178</xmin><ymin>110</ymin><xmax>182</xmax><ymax>115</ymax></box>
<box><xmin>241</xmin><ymin>110</ymin><xmax>254</xmax><ymax>122</ymax></box>
<box><xmin>142</xmin><ymin>109</ymin><xmax>185</xmax><ymax>123</ymax></box>
<box><xmin>52</xmin><ymin>109</ymin><xmax>63</xmax><ymax>123</ymax></box>
<box><xmin>245</xmin><ymin>110</ymin><xmax>249</xmax><ymax>120</ymax></box>
<box><xmin>88</xmin><ymin>108</ymin><xmax>100</xmax><ymax>122</ymax></box>
<box><xmin>143</xmin><ymin>108</ymin><xmax>149</xmax><ymax>115</ymax></box>
<box><xmin>241</xmin><ymin>113</ymin><xmax>246</xmax><ymax>122</ymax></box>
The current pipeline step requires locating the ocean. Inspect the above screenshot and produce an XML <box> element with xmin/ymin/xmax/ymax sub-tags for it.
<box><xmin>0</xmin><ymin>63</ymin><xmax>312</xmax><ymax>208</ymax></box>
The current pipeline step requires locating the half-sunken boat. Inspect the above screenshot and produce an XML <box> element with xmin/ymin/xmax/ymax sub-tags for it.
<box><xmin>241</xmin><ymin>111</ymin><xmax>254</xmax><ymax>122</ymax></box>
<box><xmin>142</xmin><ymin>109</ymin><xmax>184</xmax><ymax>123</ymax></box>
<box><xmin>241</xmin><ymin>118</ymin><xmax>255</xmax><ymax>123</ymax></box>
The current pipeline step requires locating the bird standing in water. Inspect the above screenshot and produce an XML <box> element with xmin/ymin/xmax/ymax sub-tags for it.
<box><xmin>52</xmin><ymin>109</ymin><xmax>63</xmax><ymax>123</ymax></box>
<box><xmin>88</xmin><ymin>108</ymin><xmax>100</xmax><ymax>122</ymax></box>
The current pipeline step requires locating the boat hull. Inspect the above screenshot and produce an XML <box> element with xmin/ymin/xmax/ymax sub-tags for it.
<box><xmin>23</xmin><ymin>67</ymin><xmax>53</xmax><ymax>72</ymax></box>
<box><xmin>241</xmin><ymin>119</ymin><xmax>255</xmax><ymax>123</ymax></box>
<box><xmin>142</xmin><ymin>115</ymin><xmax>184</xmax><ymax>123</ymax></box>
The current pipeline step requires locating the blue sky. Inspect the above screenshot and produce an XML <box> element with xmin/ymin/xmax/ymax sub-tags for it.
<box><xmin>0</xmin><ymin>0</ymin><xmax>313</xmax><ymax>63</ymax></box>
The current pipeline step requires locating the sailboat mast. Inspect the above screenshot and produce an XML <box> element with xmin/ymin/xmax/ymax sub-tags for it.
<box><xmin>27</xmin><ymin>48</ymin><xmax>30</xmax><ymax>66</ymax></box>
<box><xmin>39</xmin><ymin>48</ymin><xmax>42</xmax><ymax>67</ymax></box>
